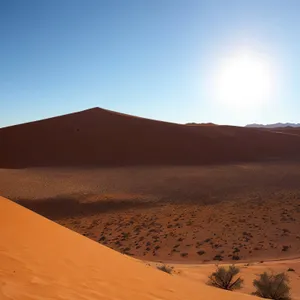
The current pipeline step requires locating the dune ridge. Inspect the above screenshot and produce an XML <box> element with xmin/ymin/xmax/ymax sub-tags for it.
<box><xmin>0</xmin><ymin>196</ymin><xmax>257</xmax><ymax>300</ymax></box>
<box><xmin>1</xmin><ymin>107</ymin><xmax>300</xmax><ymax>168</ymax></box>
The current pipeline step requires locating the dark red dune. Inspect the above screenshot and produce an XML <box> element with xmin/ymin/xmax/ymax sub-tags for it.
<box><xmin>1</xmin><ymin>107</ymin><xmax>300</xmax><ymax>168</ymax></box>
<box><xmin>269</xmin><ymin>127</ymin><xmax>300</xmax><ymax>136</ymax></box>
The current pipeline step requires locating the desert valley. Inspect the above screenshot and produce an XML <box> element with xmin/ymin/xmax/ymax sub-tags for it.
<box><xmin>1</xmin><ymin>108</ymin><xmax>300</xmax><ymax>299</ymax></box>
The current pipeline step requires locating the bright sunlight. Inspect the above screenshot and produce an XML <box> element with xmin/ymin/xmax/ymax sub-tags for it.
<box><xmin>215</xmin><ymin>52</ymin><xmax>273</xmax><ymax>111</ymax></box>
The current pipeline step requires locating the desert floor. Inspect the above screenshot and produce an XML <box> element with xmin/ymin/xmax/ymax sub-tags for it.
<box><xmin>1</xmin><ymin>162</ymin><xmax>300</xmax><ymax>264</ymax></box>
<box><xmin>167</xmin><ymin>258</ymin><xmax>300</xmax><ymax>299</ymax></box>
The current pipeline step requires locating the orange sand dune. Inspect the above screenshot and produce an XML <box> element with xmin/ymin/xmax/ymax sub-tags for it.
<box><xmin>0</xmin><ymin>196</ymin><xmax>256</xmax><ymax>300</ymax></box>
<box><xmin>1</xmin><ymin>107</ymin><xmax>300</xmax><ymax>168</ymax></box>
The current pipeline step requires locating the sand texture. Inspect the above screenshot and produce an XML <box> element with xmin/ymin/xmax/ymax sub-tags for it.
<box><xmin>0</xmin><ymin>196</ymin><xmax>258</xmax><ymax>300</ymax></box>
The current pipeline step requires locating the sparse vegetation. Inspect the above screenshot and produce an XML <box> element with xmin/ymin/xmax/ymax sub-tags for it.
<box><xmin>98</xmin><ymin>235</ymin><xmax>106</xmax><ymax>241</ymax></box>
<box><xmin>208</xmin><ymin>265</ymin><xmax>243</xmax><ymax>291</ymax></box>
<box><xmin>14</xmin><ymin>165</ymin><xmax>300</xmax><ymax>263</ymax></box>
<box><xmin>282</xmin><ymin>245</ymin><xmax>289</xmax><ymax>252</ymax></box>
<box><xmin>287</xmin><ymin>268</ymin><xmax>295</xmax><ymax>272</ymax></box>
<box><xmin>252</xmin><ymin>272</ymin><xmax>291</xmax><ymax>300</ymax></box>
<box><xmin>233</xmin><ymin>247</ymin><xmax>240</xmax><ymax>253</ymax></box>
<box><xmin>232</xmin><ymin>255</ymin><xmax>240</xmax><ymax>261</ymax></box>
<box><xmin>122</xmin><ymin>232</ymin><xmax>129</xmax><ymax>239</ymax></box>
<box><xmin>213</xmin><ymin>254</ymin><xmax>224</xmax><ymax>261</ymax></box>
<box><xmin>157</xmin><ymin>264</ymin><xmax>173</xmax><ymax>274</ymax></box>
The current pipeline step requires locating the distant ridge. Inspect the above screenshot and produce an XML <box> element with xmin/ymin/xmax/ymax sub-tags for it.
<box><xmin>185</xmin><ymin>122</ymin><xmax>217</xmax><ymax>126</ymax></box>
<box><xmin>246</xmin><ymin>123</ymin><xmax>300</xmax><ymax>128</ymax></box>
<box><xmin>1</xmin><ymin>107</ymin><xmax>300</xmax><ymax>168</ymax></box>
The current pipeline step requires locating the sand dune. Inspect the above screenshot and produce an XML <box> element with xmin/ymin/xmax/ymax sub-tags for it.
<box><xmin>270</xmin><ymin>127</ymin><xmax>300</xmax><ymax>136</ymax></box>
<box><xmin>0</xmin><ymin>196</ymin><xmax>257</xmax><ymax>300</ymax></box>
<box><xmin>1</xmin><ymin>107</ymin><xmax>300</xmax><ymax>168</ymax></box>
<box><xmin>1</xmin><ymin>108</ymin><xmax>300</xmax><ymax>298</ymax></box>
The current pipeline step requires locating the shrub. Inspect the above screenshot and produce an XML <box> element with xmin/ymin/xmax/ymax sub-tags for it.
<box><xmin>232</xmin><ymin>255</ymin><xmax>240</xmax><ymax>260</ymax></box>
<box><xmin>287</xmin><ymin>268</ymin><xmax>295</xmax><ymax>272</ymax></box>
<box><xmin>213</xmin><ymin>254</ymin><xmax>224</xmax><ymax>261</ymax></box>
<box><xmin>282</xmin><ymin>245</ymin><xmax>289</xmax><ymax>252</ymax></box>
<box><xmin>208</xmin><ymin>265</ymin><xmax>243</xmax><ymax>291</ymax></box>
<box><xmin>157</xmin><ymin>264</ymin><xmax>173</xmax><ymax>274</ymax></box>
<box><xmin>98</xmin><ymin>235</ymin><xmax>106</xmax><ymax>241</ymax></box>
<box><xmin>252</xmin><ymin>272</ymin><xmax>291</xmax><ymax>300</ymax></box>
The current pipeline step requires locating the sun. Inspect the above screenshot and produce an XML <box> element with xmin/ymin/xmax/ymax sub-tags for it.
<box><xmin>215</xmin><ymin>53</ymin><xmax>273</xmax><ymax>111</ymax></box>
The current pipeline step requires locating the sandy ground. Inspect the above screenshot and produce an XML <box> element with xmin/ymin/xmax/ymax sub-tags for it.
<box><xmin>0</xmin><ymin>196</ymin><xmax>258</xmax><ymax>300</ymax></box>
<box><xmin>1</xmin><ymin>163</ymin><xmax>300</xmax><ymax>263</ymax></box>
<box><xmin>171</xmin><ymin>258</ymin><xmax>300</xmax><ymax>299</ymax></box>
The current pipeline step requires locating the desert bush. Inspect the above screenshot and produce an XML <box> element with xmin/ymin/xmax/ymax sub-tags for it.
<box><xmin>282</xmin><ymin>245</ymin><xmax>289</xmax><ymax>252</ymax></box>
<box><xmin>252</xmin><ymin>272</ymin><xmax>291</xmax><ymax>300</ymax></box>
<box><xmin>232</xmin><ymin>255</ymin><xmax>240</xmax><ymax>261</ymax></box>
<box><xmin>213</xmin><ymin>254</ymin><xmax>224</xmax><ymax>261</ymax></box>
<box><xmin>208</xmin><ymin>265</ymin><xmax>243</xmax><ymax>291</ymax></box>
<box><xmin>157</xmin><ymin>264</ymin><xmax>173</xmax><ymax>274</ymax></box>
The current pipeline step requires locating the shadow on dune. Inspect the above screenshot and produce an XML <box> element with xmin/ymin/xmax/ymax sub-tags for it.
<box><xmin>16</xmin><ymin>196</ymin><xmax>158</xmax><ymax>220</ymax></box>
<box><xmin>2</xmin><ymin>107</ymin><xmax>300</xmax><ymax>169</ymax></box>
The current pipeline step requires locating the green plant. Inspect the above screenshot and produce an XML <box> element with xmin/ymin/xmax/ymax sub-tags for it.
<box><xmin>213</xmin><ymin>254</ymin><xmax>224</xmax><ymax>261</ymax></box>
<box><xmin>252</xmin><ymin>272</ymin><xmax>291</xmax><ymax>300</ymax></box>
<box><xmin>122</xmin><ymin>232</ymin><xmax>129</xmax><ymax>240</ymax></box>
<box><xmin>157</xmin><ymin>264</ymin><xmax>173</xmax><ymax>274</ymax></box>
<box><xmin>232</xmin><ymin>255</ymin><xmax>240</xmax><ymax>260</ymax></box>
<box><xmin>208</xmin><ymin>265</ymin><xmax>243</xmax><ymax>291</ymax></box>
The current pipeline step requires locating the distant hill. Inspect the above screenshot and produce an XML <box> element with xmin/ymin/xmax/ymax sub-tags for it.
<box><xmin>185</xmin><ymin>122</ymin><xmax>216</xmax><ymax>126</ymax></box>
<box><xmin>1</xmin><ymin>107</ymin><xmax>300</xmax><ymax>168</ymax></box>
<box><xmin>246</xmin><ymin>123</ymin><xmax>300</xmax><ymax>128</ymax></box>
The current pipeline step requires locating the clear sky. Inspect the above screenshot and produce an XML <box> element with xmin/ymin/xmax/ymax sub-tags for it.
<box><xmin>1</xmin><ymin>0</ymin><xmax>300</xmax><ymax>127</ymax></box>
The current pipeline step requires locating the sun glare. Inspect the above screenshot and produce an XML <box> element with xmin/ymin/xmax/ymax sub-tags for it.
<box><xmin>215</xmin><ymin>53</ymin><xmax>273</xmax><ymax>111</ymax></box>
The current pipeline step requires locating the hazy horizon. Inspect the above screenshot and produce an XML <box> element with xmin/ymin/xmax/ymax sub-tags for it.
<box><xmin>1</xmin><ymin>0</ymin><xmax>300</xmax><ymax>127</ymax></box>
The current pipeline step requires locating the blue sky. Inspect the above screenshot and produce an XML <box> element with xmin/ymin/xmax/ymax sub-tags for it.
<box><xmin>1</xmin><ymin>0</ymin><xmax>300</xmax><ymax>127</ymax></box>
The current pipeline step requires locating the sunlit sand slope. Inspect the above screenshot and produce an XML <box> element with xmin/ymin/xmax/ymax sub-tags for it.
<box><xmin>0</xmin><ymin>196</ymin><xmax>256</xmax><ymax>300</ymax></box>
